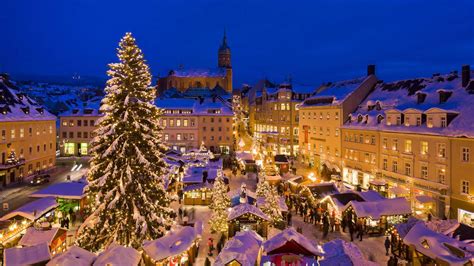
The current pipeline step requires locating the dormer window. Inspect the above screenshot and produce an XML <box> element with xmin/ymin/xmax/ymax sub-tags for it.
<box><xmin>405</xmin><ymin>117</ymin><xmax>410</xmax><ymax>127</ymax></box>
<box><xmin>427</xmin><ymin>117</ymin><xmax>433</xmax><ymax>128</ymax></box>
<box><xmin>416</xmin><ymin>92</ymin><xmax>427</xmax><ymax>104</ymax></box>
<box><xmin>416</xmin><ymin>117</ymin><xmax>421</xmax><ymax>126</ymax></box>
<box><xmin>441</xmin><ymin>117</ymin><xmax>447</xmax><ymax>128</ymax></box>
<box><xmin>357</xmin><ymin>114</ymin><xmax>363</xmax><ymax>123</ymax></box>
<box><xmin>438</xmin><ymin>90</ymin><xmax>453</xmax><ymax>104</ymax></box>
<box><xmin>375</xmin><ymin>101</ymin><xmax>382</xmax><ymax>111</ymax></box>
<box><xmin>377</xmin><ymin>115</ymin><xmax>384</xmax><ymax>124</ymax></box>
<box><xmin>396</xmin><ymin>116</ymin><xmax>401</xmax><ymax>125</ymax></box>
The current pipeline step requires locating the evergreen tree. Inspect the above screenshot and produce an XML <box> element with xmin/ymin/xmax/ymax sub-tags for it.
<box><xmin>256</xmin><ymin>177</ymin><xmax>271</xmax><ymax>198</ymax></box>
<box><xmin>209</xmin><ymin>175</ymin><xmax>230</xmax><ymax>233</ymax></box>
<box><xmin>76</xmin><ymin>33</ymin><xmax>173</xmax><ymax>251</ymax></box>
<box><xmin>261</xmin><ymin>184</ymin><xmax>283</xmax><ymax>225</ymax></box>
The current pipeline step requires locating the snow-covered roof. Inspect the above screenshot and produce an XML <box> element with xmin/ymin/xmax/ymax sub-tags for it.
<box><xmin>292</xmin><ymin>84</ymin><xmax>316</xmax><ymax>94</ymax></box>
<box><xmin>4</xmin><ymin>243</ymin><xmax>51</xmax><ymax>265</ymax></box>
<box><xmin>356</xmin><ymin>190</ymin><xmax>385</xmax><ymax>202</ymax></box>
<box><xmin>403</xmin><ymin>223</ymin><xmax>474</xmax><ymax>265</ymax></box>
<box><xmin>94</xmin><ymin>243</ymin><xmax>141</xmax><ymax>266</ymax></box>
<box><xmin>169</xmin><ymin>68</ymin><xmax>226</xmax><ymax>78</ymax></box>
<box><xmin>60</xmin><ymin>106</ymin><xmax>102</xmax><ymax>117</ymax></box>
<box><xmin>228</xmin><ymin>203</ymin><xmax>270</xmax><ymax>221</ymax></box>
<box><xmin>155</xmin><ymin>96</ymin><xmax>233</xmax><ymax>116</ymax></box>
<box><xmin>19</xmin><ymin>227</ymin><xmax>66</xmax><ymax>247</ymax></box>
<box><xmin>30</xmin><ymin>181</ymin><xmax>87</xmax><ymax>200</ymax></box>
<box><xmin>183</xmin><ymin>182</ymin><xmax>213</xmax><ymax>192</ymax></box>
<box><xmin>345</xmin><ymin>197</ymin><xmax>411</xmax><ymax>219</ymax></box>
<box><xmin>0</xmin><ymin>77</ymin><xmax>56</xmax><ymax>122</ymax></box>
<box><xmin>142</xmin><ymin>226</ymin><xmax>199</xmax><ymax>262</ymax></box>
<box><xmin>214</xmin><ymin>230</ymin><xmax>263</xmax><ymax>266</ymax></box>
<box><xmin>320</xmin><ymin>239</ymin><xmax>377</xmax><ymax>266</ymax></box>
<box><xmin>263</xmin><ymin>227</ymin><xmax>323</xmax><ymax>256</ymax></box>
<box><xmin>47</xmin><ymin>246</ymin><xmax>96</xmax><ymax>266</ymax></box>
<box><xmin>0</xmin><ymin>197</ymin><xmax>58</xmax><ymax>221</ymax></box>
<box><xmin>236</xmin><ymin>151</ymin><xmax>254</xmax><ymax>161</ymax></box>
<box><xmin>344</xmin><ymin>72</ymin><xmax>474</xmax><ymax>137</ymax></box>
<box><xmin>394</xmin><ymin>217</ymin><xmax>423</xmax><ymax>238</ymax></box>
<box><xmin>300</xmin><ymin>77</ymin><xmax>367</xmax><ymax>107</ymax></box>
<box><xmin>256</xmin><ymin>197</ymin><xmax>288</xmax><ymax>212</ymax></box>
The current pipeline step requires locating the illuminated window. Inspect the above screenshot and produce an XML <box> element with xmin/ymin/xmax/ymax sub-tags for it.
<box><xmin>462</xmin><ymin>180</ymin><xmax>470</xmax><ymax>195</ymax></box>
<box><xmin>405</xmin><ymin>140</ymin><xmax>412</xmax><ymax>153</ymax></box>
<box><xmin>421</xmin><ymin>141</ymin><xmax>428</xmax><ymax>155</ymax></box>
<box><xmin>462</xmin><ymin>147</ymin><xmax>470</xmax><ymax>162</ymax></box>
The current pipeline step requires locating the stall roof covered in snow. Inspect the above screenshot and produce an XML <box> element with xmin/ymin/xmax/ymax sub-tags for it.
<box><xmin>94</xmin><ymin>243</ymin><xmax>141</xmax><ymax>266</ymax></box>
<box><xmin>0</xmin><ymin>76</ymin><xmax>56</xmax><ymax>122</ymax></box>
<box><xmin>143</xmin><ymin>226</ymin><xmax>199</xmax><ymax>262</ymax></box>
<box><xmin>4</xmin><ymin>243</ymin><xmax>51</xmax><ymax>265</ymax></box>
<box><xmin>183</xmin><ymin>182</ymin><xmax>213</xmax><ymax>192</ymax></box>
<box><xmin>214</xmin><ymin>230</ymin><xmax>263</xmax><ymax>266</ymax></box>
<box><xmin>47</xmin><ymin>246</ymin><xmax>96</xmax><ymax>266</ymax></box>
<box><xmin>0</xmin><ymin>197</ymin><xmax>58</xmax><ymax>221</ymax></box>
<box><xmin>256</xmin><ymin>197</ymin><xmax>288</xmax><ymax>212</ymax></box>
<box><xmin>403</xmin><ymin>222</ymin><xmax>474</xmax><ymax>265</ymax></box>
<box><xmin>30</xmin><ymin>181</ymin><xmax>87</xmax><ymax>199</ymax></box>
<box><xmin>300</xmin><ymin>77</ymin><xmax>367</xmax><ymax>107</ymax></box>
<box><xmin>19</xmin><ymin>227</ymin><xmax>67</xmax><ymax>247</ymax></box>
<box><xmin>306</xmin><ymin>182</ymin><xmax>339</xmax><ymax>197</ymax></box>
<box><xmin>263</xmin><ymin>227</ymin><xmax>323</xmax><ymax>256</ymax></box>
<box><xmin>344</xmin><ymin>71</ymin><xmax>474</xmax><ymax>137</ymax></box>
<box><xmin>356</xmin><ymin>190</ymin><xmax>385</xmax><ymax>202</ymax></box>
<box><xmin>345</xmin><ymin>197</ymin><xmax>411</xmax><ymax>220</ymax></box>
<box><xmin>320</xmin><ymin>239</ymin><xmax>378</xmax><ymax>266</ymax></box>
<box><xmin>228</xmin><ymin>203</ymin><xmax>270</xmax><ymax>221</ymax></box>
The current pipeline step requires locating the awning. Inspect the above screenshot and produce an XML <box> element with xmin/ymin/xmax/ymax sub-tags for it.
<box><xmin>416</xmin><ymin>195</ymin><xmax>435</xmax><ymax>204</ymax></box>
<box><xmin>389</xmin><ymin>186</ymin><xmax>409</xmax><ymax>195</ymax></box>
<box><xmin>369</xmin><ymin>179</ymin><xmax>387</xmax><ymax>186</ymax></box>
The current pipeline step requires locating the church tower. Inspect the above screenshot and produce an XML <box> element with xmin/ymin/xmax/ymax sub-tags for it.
<box><xmin>218</xmin><ymin>30</ymin><xmax>231</xmax><ymax>68</ymax></box>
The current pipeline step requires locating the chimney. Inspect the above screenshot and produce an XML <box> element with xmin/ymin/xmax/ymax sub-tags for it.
<box><xmin>462</xmin><ymin>65</ymin><xmax>471</xmax><ymax>87</ymax></box>
<box><xmin>367</xmin><ymin>65</ymin><xmax>376</xmax><ymax>76</ymax></box>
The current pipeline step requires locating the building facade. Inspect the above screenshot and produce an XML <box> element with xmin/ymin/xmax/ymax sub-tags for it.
<box><xmin>250</xmin><ymin>83</ymin><xmax>314</xmax><ymax>158</ymax></box>
<box><xmin>298</xmin><ymin>66</ymin><xmax>378</xmax><ymax>175</ymax></box>
<box><xmin>341</xmin><ymin>65</ymin><xmax>474</xmax><ymax>219</ymax></box>
<box><xmin>157</xmin><ymin>32</ymin><xmax>232</xmax><ymax>95</ymax></box>
<box><xmin>0</xmin><ymin>75</ymin><xmax>56</xmax><ymax>186</ymax></box>
<box><xmin>58</xmin><ymin>107</ymin><xmax>102</xmax><ymax>156</ymax></box>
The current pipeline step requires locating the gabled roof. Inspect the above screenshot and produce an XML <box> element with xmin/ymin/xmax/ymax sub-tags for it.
<box><xmin>345</xmin><ymin>197</ymin><xmax>411</xmax><ymax>220</ymax></box>
<box><xmin>94</xmin><ymin>243</ymin><xmax>141</xmax><ymax>266</ymax></box>
<box><xmin>1</xmin><ymin>197</ymin><xmax>58</xmax><ymax>221</ymax></box>
<box><xmin>4</xmin><ymin>243</ymin><xmax>51</xmax><ymax>265</ymax></box>
<box><xmin>19</xmin><ymin>227</ymin><xmax>67</xmax><ymax>247</ymax></box>
<box><xmin>143</xmin><ymin>226</ymin><xmax>200</xmax><ymax>262</ymax></box>
<box><xmin>228</xmin><ymin>203</ymin><xmax>270</xmax><ymax>221</ymax></box>
<box><xmin>263</xmin><ymin>227</ymin><xmax>323</xmax><ymax>256</ymax></box>
<box><xmin>47</xmin><ymin>246</ymin><xmax>96</xmax><ymax>266</ymax></box>
<box><xmin>214</xmin><ymin>230</ymin><xmax>263</xmax><ymax>266</ymax></box>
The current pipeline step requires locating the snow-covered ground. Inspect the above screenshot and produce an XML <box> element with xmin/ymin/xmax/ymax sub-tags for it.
<box><xmin>172</xmin><ymin>170</ymin><xmax>389</xmax><ymax>265</ymax></box>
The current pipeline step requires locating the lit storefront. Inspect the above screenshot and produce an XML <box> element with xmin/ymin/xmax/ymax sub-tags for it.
<box><xmin>64</xmin><ymin>143</ymin><xmax>75</xmax><ymax>155</ymax></box>
<box><xmin>458</xmin><ymin>209</ymin><xmax>474</xmax><ymax>227</ymax></box>
<box><xmin>342</xmin><ymin>167</ymin><xmax>373</xmax><ymax>190</ymax></box>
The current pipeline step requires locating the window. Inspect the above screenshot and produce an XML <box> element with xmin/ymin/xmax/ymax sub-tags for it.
<box><xmin>190</xmin><ymin>134</ymin><xmax>194</xmax><ymax>140</ymax></box>
<box><xmin>69</xmin><ymin>120</ymin><xmax>74</xmax><ymax>126</ymax></box>
<box><xmin>396</xmin><ymin>116</ymin><xmax>401</xmax><ymax>125</ymax></box>
<box><xmin>29</xmin><ymin>127</ymin><xmax>32</xmax><ymax>136</ymax></box>
<box><xmin>20</xmin><ymin>128</ymin><xmax>24</xmax><ymax>138</ymax></box>
<box><xmin>326</xmin><ymin>128</ymin><xmax>330</xmax><ymax>136</ymax></box>
<box><xmin>462</xmin><ymin>147</ymin><xmax>470</xmax><ymax>162</ymax></box>
<box><xmin>383</xmin><ymin>158</ymin><xmax>388</xmax><ymax>170</ymax></box>
<box><xmin>84</xmin><ymin>132</ymin><xmax>88</xmax><ymax>138</ymax></box>
<box><xmin>392</xmin><ymin>139</ymin><xmax>398</xmax><ymax>151</ymax></box>
<box><xmin>62</xmin><ymin>132</ymin><xmax>67</xmax><ymax>138</ymax></box>
<box><xmin>169</xmin><ymin>119</ymin><xmax>174</xmax><ymax>127</ymax></box>
<box><xmin>438</xmin><ymin>143</ymin><xmax>446</xmax><ymax>158</ymax></box>
<box><xmin>77</xmin><ymin>120</ymin><xmax>82</xmax><ymax>127</ymax></box>
<box><xmin>203</xmin><ymin>126</ymin><xmax>206</xmax><ymax>131</ymax></box>
<box><xmin>441</xmin><ymin>117</ymin><xmax>447</xmax><ymax>128</ymax></box>
<box><xmin>49</xmin><ymin>125</ymin><xmax>53</xmax><ymax>134</ymax></box>
<box><xmin>210</xmin><ymin>136</ymin><xmax>215</xmax><ymax>141</ymax></box>
<box><xmin>371</xmin><ymin>135</ymin><xmax>375</xmax><ymax>145</ymax></box>
<box><xmin>326</xmin><ymin>112</ymin><xmax>330</xmax><ymax>120</ymax></box>
<box><xmin>1</xmin><ymin>130</ymin><xmax>5</xmax><ymax>141</ymax></box>
<box><xmin>421</xmin><ymin>165</ymin><xmax>428</xmax><ymax>179</ymax></box>
<box><xmin>164</xmin><ymin>134</ymin><xmax>169</xmax><ymax>141</ymax></box>
<box><xmin>382</xmin><ymin>138</ymin><xmax>388</xmax><ymax>149</ymax></box>
<box><xmin>421</xmin><ymin>141</ymin><xmax>428</xmax><ymax>155</ymax></box>
<box><xmin>77</xmin><ymin>132</ymin><xmax>82</xmax><ymax>138</ymax></box>
<box><xmin>438</xmin><ymin>168</ymin><xmax>446</xmax><ymax>184</ymax></box>
<box><xmin>335</xmin><ymin>112</ymin><xmax>339</xmax><ymax>120</ymax></box>
<box><xmin>405</xmin><ymin>163</ymin><xmax>412</xmax><ymax>176</ymax></box>
<box><xmin>62</xmin><ymin>121</ymin><xmax>68</xmax><ymax>126</ymax></box>
<box><xmin>392</xmin><ymin>161</ymin><xmax>398</xmax><ymax>173</ymax></box>
<box><xmin>335</xmin><ymin>128</ymin><xmax>339</xmax><ymax>137</ymax></box>
<box><xmin>183</xmin><ymin>119</ymin><xmax>188</xmax><ymax>127</ymax></box>
<box><xmin>427</xmin><ymin>117</ymin><xmax>433</xmax><ymax>128</ymax></box>
<box><xmin>10</xmin><ymin>129</ymin><xmax>15</xmax><ymax>139</ymax></box>
<box><xmin>462</xmin><ymin>180</ymin><xmax>470</xmax><ymax>195</ymax></box>
<box><xmin>416</xmin><ymin>117</ymin><xmax>421</xmax><ymax>126</ymax></box>
<box><xmin>176</xmin><ymin>134</ymin><xmax>181</xmax><ymax>141</ymax></box>
<box><xmin>162</xmin><ymin>119</ymin><xmax>167</xmax><ymax>127</ymax></box>
<box><xmin>90</xmin><ymin>120</ymin><xmax>95</xmax><ymax>126</ymax></box>
<box><xmin>176</xmin><ymin>119</ymin><xmax>181</xmax><ymax>127</ymax></box>
<box><xmin>211</xmin><ymin>118</ymin><xmax>214</xmax><ymax>123</ymax></box>
<box><xmin>84</xmin><ymin>120</ymin><xmax>88</xmax><ymax>127</ymax></box>
<box><xmin>211</xmin><ymin>127</ymin><xmax>214</xmax><ymax>132</ymax></box>
<box><xmin>405</xmin><ymin>140</ymin><xmax>412</xmax><ymax>153</ymax></box>
<box><xmin>191</xmin><ymin>119</ymin><xmax>195</xmax><ymax>126</ymax></box>
<box><xmin>359</xmin><ymin>134</ymin><xmax>363</xmax><ymax>143</ymax></box>
<box><xmin>69</xmin><ymin>132</ymin><xmax>74</xmax><ymax>138</ymax></box>
<box><xmin>319</xmin><ymin>112</ymin><xmax>323</xmax><ymax>119</ymax></box>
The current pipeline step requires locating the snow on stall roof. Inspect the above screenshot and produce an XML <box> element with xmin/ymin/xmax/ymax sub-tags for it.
<box><xmin>344</xmin><ymin>72</ymin><xmax>474</xmax><ymax>137</ymax></box>
<box><xmin>47</xmin><ymin>246</ymin><xmax>96</xmax><ymax>266</ymax></box>
<box><xmin>183</xmin><ymin>182</ymin><xmax>213</xmax><ymax>192</ymax></box>
<box><xmin>30</xmin><ymin>181</ymin><xmax>87</xmax><ymax>199</ymax></box>
<box><xmin>0</xmin><ymin>197</ymin><xmax>58</xmax><ymax>221</ymax></box>
<box><xmin>228</xmin><ymin>203</ymin><xmax>270</xmax><ymax>221</ymax></box>
<box><xmin>346</xmin><ymin>197</ymin><xmax>411</xmax><ymax>220</ymax></box>
<box><xmin>4</xmin><ymin>243</ymin><xmax>51</xmax><ymax>266</ymax></box>
<box><xmin>403</xmin><ymin>223</ymin><xmax>474</xmax><ymax>266</ymax></box>
<box><xmin>93</xmin><ymin>243</ymin><xmax>141</xmax><ymax>266</ymax></box>
<box><xmin>395</xmin><ymin>217</ymin><xmax>422</xmax><ymax>238</ymax></box>
<box><xmin>142</xmin><ymin>226</ymin><xmax>199</xmax><ymax>262</ymax></box>
<box><xmin>0</xmin><ymin>77</ymin><xmax>56</xmax><ymax>122</ymax></box>
<box><xmin>169</xmin><ymin>68</ymin><xmax>226</xmax><ymax>78</ymax></box>
<box><xmin>356</xmin><ymin>190</ymin><xmax>385</xmax><ymax>202</ymax></box>
<box><xmin>263</xmin><ymin>227</ymin><xmax>323</xmax><ymax>256</ymax></box>
<box><xmin>19</xmin><ymin>227</ymin><xmax>66</xmax><ymax>247</ymax></box>
<box><xmin>256</xmin><ymin>197</ymin><xmax>288</xmax><ymax>212</ymax></box>
<box><xmin>214</xmin><ymin>230</ymin><xmax>263</xmax><ymax>266</ymax></box>
<box><xmin>320</xmin><ymin>239</ymin><xmax>378</xmax><ymax>266</ymax></box>
<box><xmin>300</xmin><ymin>77</ymin><xmax>367</xmax><ymax>107</ymax></box>
<box><xmin>182</xmin><ymin>167</ymin><xmax>205</xmax><ymax>184</ymax></box>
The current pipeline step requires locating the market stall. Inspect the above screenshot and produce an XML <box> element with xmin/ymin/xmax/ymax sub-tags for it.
<box><xmin>214</xmin><ymin>230</ymin><xmax>263</xmax><ymax>266</ymax></box>
<box><xmin>47</xmin><ymin>246</ymin><xmax>96</xmax><ymax>266</ymax></box>
<box><xmin>368</xmin><ymin>179</ymin><xmax>388</xmax><ymax>197</ymax></box>
<box><xmin>95</xmin><ymin>243</ymin><xmax>141</xmax><ymax>266</ymax></box>
<box><xmin>344</xmin><ymin>197</ymin><xmax>412</xmax><ymax>235</ymax></box>
<box><xmin>319</xmin><ymin>239</ymin><xmax>378</xmax><ymax>266</ymax></box>
<box><xmin>319</xmin><ymin>192</ymin><xmax>365</xmax><ymax>219</ymax></box>
<box><xmin>4</xmin><ymin>242</ymin><xmax>51</xmax><ymax>265</ymax></box>
<box><xmin>182</xmin><ymin>183</ymin><xmax>213</xmax><ymax>205</ymax></box>
<box><xmin>274</xmin><ymin>155</ymin><xmax>289</xmax><ymax>174</ymax></box>
<box><xmin>227</xmin><ymin>203</ymin><xmax>270</xmax><ymax>238</ymax></box>
<box><xmin>19</xmin><ymin>227</ymin><xmax>68</xmax><ymax>256</ymax></box>
<box><xmin>142</xmin><ymin>225</ymin><xmax>201</xmax><ymax>266</ymax></box>
<box><xmin>236</xmin><ymin>151</ymin><xmax>257</xmax><ymax>173</ymax></box>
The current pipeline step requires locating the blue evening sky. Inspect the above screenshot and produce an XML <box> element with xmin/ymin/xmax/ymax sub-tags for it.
<box><xmin>1</xmin><ymin>0</ymin><xmax>473</xmax><ymax>87</ymax></box>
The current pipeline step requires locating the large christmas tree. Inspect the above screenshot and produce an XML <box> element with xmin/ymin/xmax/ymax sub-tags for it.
<box><xmin>209</xmin><ymin>175</ymin><xmax>230</xmax><ymax>233</ymax></box>
<box><xmin>76</xmin><ymin>33</ymin><xmax>173</xmax><ymax>251</ymax></box>
<box><xmin>256</xmin><ymin>178</ymin><xmax>283</xmax><ymax>225</ymax></box>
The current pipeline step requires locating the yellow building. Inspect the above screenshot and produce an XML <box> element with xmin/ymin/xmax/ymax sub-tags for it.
<box><xmin>298</xmin><ymin>66</ymin><xmax>378</xmax><ymax>175</ymax></box>
<box><xmin>250</xmin><ymin>82</ymin><xmax>313</xmax><ymax>158</ymax></box>
<box><xmin>157</xmin><ymin>32</ymin><xmax>232</xmax><ymax>95</ymax></box>
<box><xmin>0</xmin><ymin>75</ymin><xmax>56</xmax><ymax>186</ymax></box>
<box><xmin>342</xmin><ymin>65</ymin><xmax>474</xmax><ymax>219</ymax></box>
<box><xmin>58</xmin><ymin>107</ymin><xmax>102</xmax><ymax>156</ymax></box>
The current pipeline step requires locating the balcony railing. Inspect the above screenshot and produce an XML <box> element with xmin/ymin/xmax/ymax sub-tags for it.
<box><xmin>0</xmin><ymin>158</ymin><xmax>26</xmax><ymax>170</ymax></box>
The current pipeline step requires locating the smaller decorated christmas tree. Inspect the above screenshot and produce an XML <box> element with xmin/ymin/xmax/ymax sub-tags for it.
<box><xmin>256</xmin><ymin>177</ymin><xmax>271</xmax><ymax>198</ymax></box>
<box><xmin>209</xmin><ymin>175</ymin><xmax>230</xmax><ymax>233</ymax></box>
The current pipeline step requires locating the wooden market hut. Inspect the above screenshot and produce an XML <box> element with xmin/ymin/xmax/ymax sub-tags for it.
<box><xmin>4</xmin><ymin>242</ymin><xmax>51</xmax><ymax>265</ymax></box>
<box><xmin>214</xmin><ymin>230</ymin><xmax>263</xmax><ymax>266</ymax></box>
<box><xmin>182</xmin><ymin>183</ymin><xmax>213</xmax><ymax>205</ymax></box>
<box><xmin>227</xmin><ymin>203</ymin><xmax>270</xmax><ymax>238</ymax></box>
<box><xmin>274</xmin><ymin>154</ymin><xmax>290</xmax><ymax>174</ymax></box>
<box><xmin>261</xmin><ymin>227</ymin><xmax>322</xmax><ymax>265</ymax></box>
<box><xmin>19</xmin><ymin>227</ymin><xmax>68</xmax><ymax>255</ymax></box>
<box><xmin>95</xmin><ymin>243</ymin><xmax>141</xmax><ymax>266</ymax></box>
<box><xmin>344</xmin><ymin>197</ymin><xmax>412</xmax><ymax>235</ymax></box>
<box><xmin>142</xmin><ymin>225</ymin><xmax>201</xmax><ymax>266</ymax></box>
<box><xmin>320</xmin><ymin>192</ymin><xmax>365</xmax><ymax>219</ymax></box>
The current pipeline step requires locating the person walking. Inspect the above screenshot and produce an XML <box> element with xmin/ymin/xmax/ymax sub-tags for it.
<box><xmin>287</xmin><ymin>212</ymin><xmax>292</xmax><ymax>226</ymax></box>
<box><xmin>356</xmin><ymin>221</ymin><xmax>363</xmax><ymax>241</ymax></box>
<box><xmin>208</xmin><ymin>238</ymin><xmax>214</xmax><ymax>256</ymax></box>
<box><xmin>385</xmin><ymin>236</ymin><xmax>391</xmax><ymax>256</ymax></box>
<box><xmin>348</xmin><ymin>222</ymin><xmax>354</xmax><ymax>241</ymax></box>
<box><xmin>341</xmin><ymin>215</ymin><xmax>347</xmax><ymax>232</ymax></box>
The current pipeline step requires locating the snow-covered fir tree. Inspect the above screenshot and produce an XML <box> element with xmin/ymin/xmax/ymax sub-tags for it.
<box><xmin>76</xmin><ymin>33</ymin><xmax>173</xmax><ymax>251</ymax></box>
<box><xmin>263</xmin><ymin>185</ymin><xmax>284</xmax><ymax>225</ymax></box>
<box><xmin>209</xmin><ymin>175</ymin><xmax>230</xmax><ymax>233</ymax></box>
<box><xmin>256</xmin><ymin>177</ymin><xmax>271</xmax><ymax>198</ymax></box>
